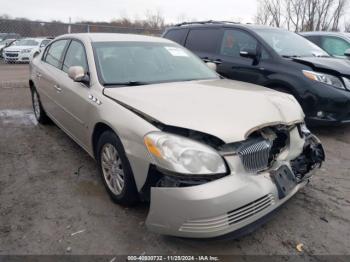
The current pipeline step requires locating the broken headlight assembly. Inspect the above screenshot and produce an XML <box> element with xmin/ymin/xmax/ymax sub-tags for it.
<box><xmin>144</xmin><ymin>131</ymin><xmax>227</xmax><ymax>175</ymax></box>
<box><xmin>303</xmin><ymin>70</ymin><xmax>345</xmax><ymax>90</ymax></box>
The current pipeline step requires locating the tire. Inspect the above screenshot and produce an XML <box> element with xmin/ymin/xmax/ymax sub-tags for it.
<box><xmin>96</xmin><ymin>130</ymin><xmax>139</xmax><ymax>206</ymax></box>
<box><xmin>31</xmin><ymin>87</ymin><xmax>51</xmax><ymax>124</ymax></box>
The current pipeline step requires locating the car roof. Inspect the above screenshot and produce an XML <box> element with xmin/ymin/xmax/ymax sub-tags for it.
<box><xmin>18</xmin><ymin>37</ymin><xmax>47</xmax><ymax>41</ymax></box>
<box><xmin>167</xmin><ymin>21</ymin><xmax>285</xmax><ymax>31</ymax></box>
<box><xmin>300</xmin><ymin>31</ymin><xmax>350</xmax><ymax>39</ymax></box>
<box><xmin>56</xmin><ymin>33</ymin><xmax>172</xmax><ymax>43</ymax></box>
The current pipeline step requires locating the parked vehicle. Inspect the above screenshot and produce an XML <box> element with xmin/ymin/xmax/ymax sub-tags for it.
<box><xmin>0</xmin><ymin>38</ymin><xmax>16</xmax><ymax>58</ymax></box>
<box><xmin>301</xmin><ymin>32</ymin><xmax>350</xmax><ymax>59</ymax></box>
<box><xmin>0</xmin><ymin>33</ymin><xmax>20</xmax><ymax>41</ymax></box>
<box><xmin>29</xmin><ymin>33</ymin><xmax>324</xmax><ymax>238</ymax></box>
<box><xmin>3</xmin><ymin>37</ymin><xmax>51</xmax><ymax>63</ymax></box>
<box><xmin>163</xmin><ymin>21</ymin><xmax>350</xmax><ymax>125</ymax></box>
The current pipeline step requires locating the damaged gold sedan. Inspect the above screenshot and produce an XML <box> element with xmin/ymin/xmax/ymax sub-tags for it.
<box><xmin>29</xmin><ymin>33</ymin><xmax>325</xmax><ymax>238</ymax></box>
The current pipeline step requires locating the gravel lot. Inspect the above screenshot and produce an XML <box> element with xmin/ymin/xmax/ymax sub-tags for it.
<box><xmin>0</xmin><ymin>63</ymin><xmax>349</xmax><ymax>256</ymax></box>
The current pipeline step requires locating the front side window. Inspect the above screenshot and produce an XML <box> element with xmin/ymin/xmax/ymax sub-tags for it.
<box><xmin>62</xmin><ymin>40</ymin><xmax>88</xmax><ymax>73</ymax></box>
<box><xmin>93</xmin><ymin>41</ymin><xmax>218</xmax><ymax>86</ymax></box>
<box><xmin>44</xmin><ymin>40</ymin><xmax>68</xmax><ymax>69</ymax></box>
<box><xmin>220</xmin><ymin>30</ymin><xmax>270</xmax><ymax>59</ymax></box>
<box><xmin>220</xmin><ymin>30</ymin><xmax>258</xmax><ymax>58</ymax></box>
<box><xmin>41</xmin><ymin>39</ymin><xmax>51</xmax><ymax>47</ymax></box>
<box><xmin>256</xmin><ymin>29</ymin><xmax>329</xmax><ymax>58</ymax></box>
<box><xmin>321</xmin><ymin>36</ymin><xmax>350</xmax><ymax>57</ymax></box>
<box><xmin>185</xmin><ymin>29</ymin><xmax>221</xmax><ymax>53</ymax></box>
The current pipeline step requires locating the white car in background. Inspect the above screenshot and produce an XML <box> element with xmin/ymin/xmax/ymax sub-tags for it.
<box><xmin>3</xmin><ymin>38</ymin><xmax>51</xmax><ymax>63</ymax></box>
<box><xmin>0</xmin><ymin>38</ymin><xmax>17</xmax><ymax>58</ymax></box>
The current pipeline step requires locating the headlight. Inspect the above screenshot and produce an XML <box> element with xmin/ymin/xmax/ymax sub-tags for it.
<box><xmin>21</xmin><ymin>49</ymin><xmax>33</xmax><ymax>53</ymax></box>
<box><xmin>303</xmin><ymin>70</ymin><xmax>345</xmax><ymax>89</ymax></box>
<box><xmin>144</xmin><ymin>132</ymin><xmax>227</xmax><ymax>175</ymax></box>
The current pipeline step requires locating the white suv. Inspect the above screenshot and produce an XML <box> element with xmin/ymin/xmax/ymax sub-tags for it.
<box><xmin>3</xmin><ymin>38</ymin><xmax>51</xmax><ymax>63</ymax></box>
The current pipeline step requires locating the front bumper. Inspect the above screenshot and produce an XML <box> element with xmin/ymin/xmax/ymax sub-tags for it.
<box><xmin>4</xmin><ymin>52</ymin><xmax>32</xmax><ymax>63</ymax></box>
<box><xmin>146</xmin><ymin>166</ymin><xmax>311</xmax><ymax>238</ymax></box>
<box><xmin>145</xmin><ymin>130</ymin><xmax>324</xmax><ymax>238</ymax></box>
<box><xmin>304</xmin><ymin>82</ymin><xmax>350</xmax><ymax>126</ymax></box>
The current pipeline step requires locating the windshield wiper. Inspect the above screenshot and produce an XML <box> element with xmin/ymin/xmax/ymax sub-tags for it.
<box><xmin>103</xmin><ymin>81</ymin><xmax>150</xmax><ymax>87</ymax></box>
<box><xmin>282</xmin><ymin>55</ymin><xmax>301</xmax><ymax>58</ymax></box>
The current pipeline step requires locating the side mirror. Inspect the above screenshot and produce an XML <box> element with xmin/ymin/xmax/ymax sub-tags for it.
<box><xmin>344</xmin><ymin>49</ymin><xmax>350</xmax><ymax>57</ymax></box>
<box><xmin>206</xmin><ymin>62</ymin><xmax>217</xmax><ymax>71</ymax></box>
<box><xmin>240</xmin><ymin>48</ymin><xmax>258</xmax><ymax>59</ymax></box>
<box><xmin>68</xmin><ymin>66</ymin><xmax>89</xmax><ymax>84</ymax></box>
<box><xmin>33</xmin><ymin>51</ymin><xmax>41</xmax><ymax>58</ymax></box>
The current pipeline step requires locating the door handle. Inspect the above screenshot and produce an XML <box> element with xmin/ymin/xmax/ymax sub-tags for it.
<box><xmin>212</xmin><ymin>59</ymin><xmax>222</xmax><ymax>64</ymax></box>
<box><xmin>54</xmin><ymin>84</ymin><xmax>62</xmax><ymax>93</ymax></box>
<box><xmin>201</xmin><ymin>57</ymin><xmax>211</xmax><ymax>63</ymax></box>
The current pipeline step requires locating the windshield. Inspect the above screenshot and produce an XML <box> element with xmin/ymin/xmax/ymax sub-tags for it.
<box><xmin>0</xmin><ymin>39</ymin><xmax>14</xmax><ymax>45</ymax></box>
<box><xmin>93</xmin><ymin>41</ymin><xmax>218</xmax><ymax>86</ymax></box>
<box><xmin>14</xmin><ymin>39</ymin><xmax>40</xmax><ymax>47</ymax></box>
<box><xmin>256</xmin><ymin>29</ymin><xmax>329</xmax><ymax>58</ymax></box>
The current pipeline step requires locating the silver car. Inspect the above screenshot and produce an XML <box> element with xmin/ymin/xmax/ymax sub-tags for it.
<box><xmin>29</xmin><ymin>33</ymin><xmax>325</xmax><ymax>238</ymax></box>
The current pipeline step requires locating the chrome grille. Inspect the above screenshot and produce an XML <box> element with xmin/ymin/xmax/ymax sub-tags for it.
<box><xmin>238</xmin><ymin>139</ymin><xmax>272</xmax><ymax>172</ymax></box>
<box><xmin>5</xmin><ymin>53</ymin><xmax>18</xmax><ymax>57</ymax></box>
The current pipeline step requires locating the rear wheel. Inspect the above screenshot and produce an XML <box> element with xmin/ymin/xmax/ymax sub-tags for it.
<box><xmin>31</xmin><ymin>87</ymin><xmax>50</xmax><ymax>124</ymax></box>
<box><xmin>97</xmin><ymin>131</ymin><xmax>139</xmax><ymax>206</ymax></box>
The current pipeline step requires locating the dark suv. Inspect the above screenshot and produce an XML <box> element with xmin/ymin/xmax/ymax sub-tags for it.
<box><xmin>163</xmin><ymin>21</ymin><xmax>350</xmax><ymax>125</ymax></box>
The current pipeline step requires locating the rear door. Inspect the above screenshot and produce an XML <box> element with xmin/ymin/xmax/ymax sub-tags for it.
<box><xmin>35</xmin><ymin>39</ymin><xmax>69</xmax><ymax>121</ymax></box>
<box><xmin>184</xmin><ymin>28</ymin><xmax>222</xmax><ymax>63</ymax></box>
<box><xmin>214</xmin><ymin>28</ymin><xmax>271</xmax><ymax>84</ymax></box>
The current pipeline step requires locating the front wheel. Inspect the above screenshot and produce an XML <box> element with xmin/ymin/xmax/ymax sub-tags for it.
<box><xmin>31</xmin><ymin>88</ymin><xmax>50</xmax><ymax>124</ymax></box>
<box><xmin>96</xmin><ymin>131</ymin><xmax>139</xmax><ymax>206</ymax></box>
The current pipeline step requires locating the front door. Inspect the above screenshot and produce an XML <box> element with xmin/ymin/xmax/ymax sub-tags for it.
<box><xmin>215</xmin><ymin>29</ymin><xmax>269</xmax><ymax>85</ymax></box>
<box><xmin>54</xmin><ymin>40</ymin><xmax>91</xmax><ymax>148</ymax></box>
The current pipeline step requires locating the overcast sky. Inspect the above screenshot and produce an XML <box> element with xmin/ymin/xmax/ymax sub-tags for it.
<box><xmin>2</xmin><ymin>0</ymin><xmax>258</xmax><ymax>23</ymax></box>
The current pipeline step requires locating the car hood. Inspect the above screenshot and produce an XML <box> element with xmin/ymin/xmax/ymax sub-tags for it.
<box><xmin>104</xmin><ymin>79</ymin><xmax>304</xmax><ymax>143</ymax></box>
<box><xmin>292</xmin><ymin>57</ymin><xmax>350</xmax><ymax>75</ymax></box>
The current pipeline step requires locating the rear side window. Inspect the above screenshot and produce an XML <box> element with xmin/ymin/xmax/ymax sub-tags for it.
<box><xmin>185</xmin><ymin>29</ymin><xmax>221</xmax><ymax>53</ymax></box>
<box><xmin>303</xmin><ymin>35</ymin><xmax>321</xmax><ymax>46</ymax></box>
<box><xmin>164</xmin><ymin>29</ymin><xmax>187</xmax><ymax>44</ymax></box>
<box><xmin>62</xmin><ymin>40</ymin><xmax>88</xmax><ymax>73</ymax></box>
<box><xmin>44</xmin><ymin>40</ymin><xmax>69</xmax><ymax>69</ymax></box>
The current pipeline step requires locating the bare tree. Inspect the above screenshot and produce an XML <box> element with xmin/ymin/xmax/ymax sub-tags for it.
<box><xmin>256</xmin><ymin>0</ymin><xmax>349</xmax><ymax>32</ymax></box>
<box><xmin>346</xmin><ymin>21</ymin><xmax>350</xmax><ymax>31</ymax></box>
<box><xmin>144</xmin><ymin>9</ymin><xmax>165</xmax><ymax>29</ymax></box>
<box><xmin>331</xmin><ymin>0</ymin><xmax>348</xmax><ymax>31</ymax></box>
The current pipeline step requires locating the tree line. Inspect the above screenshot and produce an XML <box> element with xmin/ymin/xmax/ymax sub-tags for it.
<box><xmin>255</xmin><ymin>0</ymin><xmax>350</xmax><ymax>32</ymax></box>
<box><xmin>0</xmin><ymin>10</ymin><xmax>166</xmax><ymax>37</ymax></box>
